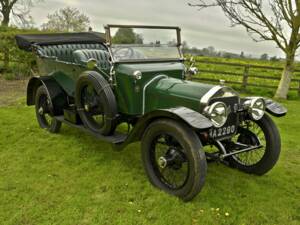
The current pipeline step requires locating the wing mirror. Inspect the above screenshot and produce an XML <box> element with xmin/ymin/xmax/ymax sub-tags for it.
<box><xmin>86</xmin><ymin>58</ymin><xmax>97</xmax><ymax>69</ymax></box>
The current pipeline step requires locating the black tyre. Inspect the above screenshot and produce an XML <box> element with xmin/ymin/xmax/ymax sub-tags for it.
<box><xmin>226</xmin><ymin>114</ymin><xmax>280</xmax><ymax>175</ymax></box>
<box><xmin>141</xmin><ymin>119</ymin><xmax>207</xmax><ymax>201</ymax></box>
<box><xmin>75</xmin><ymin>71</ymin><xmax>117</xmax><ymax>136</ymax></box>
<box><xmin>35</xmin><ymin>85</ymin><xmax>61</xmax><ymax>133</ymax></box>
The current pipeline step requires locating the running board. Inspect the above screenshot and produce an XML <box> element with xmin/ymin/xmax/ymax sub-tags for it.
<box><xmin>55</xmin><ymin>116</ymin><xmax>127</xmax><ymax>144</ymax></box>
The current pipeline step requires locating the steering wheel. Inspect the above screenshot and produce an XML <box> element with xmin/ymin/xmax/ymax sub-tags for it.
<box><xmin>113</xmin><ymin>47</ymin><xmax>134</xmax><ymax>60</ymax></box>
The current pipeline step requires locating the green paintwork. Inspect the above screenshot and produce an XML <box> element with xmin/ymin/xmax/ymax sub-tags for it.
<box><xmin>113</xmin><ymin>62</ymin><xmax>187</xmax><ymax>115</ymax></box>
<box><xmin>37</xmin><ymin>58</ymin><xmax>86</xmax><ymax>80</ymax></box>
<box><xmin>145</xmin><ymin>78</ymin><xmax>214</xmax><ymax>113</ymax></box>
<box><xmin>37</xmin><ymin>57</ymin><xmax>86</xmax><ymax>97</ymax></box>
<box><xmin>52</xmin><ymin>72</ymin><xmax>76</xmax><ymax>97</ymax></box>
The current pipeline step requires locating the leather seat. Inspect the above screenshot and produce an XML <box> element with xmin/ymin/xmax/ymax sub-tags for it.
<box><xmin>73</xmin><ymin>49</ymin><xmax>111</xmax><ymax>71</ymax></box>
<box><xmin>37</xmin><ymin>43</ymin><xmax>107</xmax><ymax>63</ymax></box>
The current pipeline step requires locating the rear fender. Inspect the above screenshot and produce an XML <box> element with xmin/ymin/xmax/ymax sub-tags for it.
<box><xmin>113</xmin><ymin>107</ymin><xmax>212</xmax><ymax>150</ymax></box>
<box><xmin>27</xmin><ymin>76</ymin><xmax>67</xmax><ymax>115</ymax></box>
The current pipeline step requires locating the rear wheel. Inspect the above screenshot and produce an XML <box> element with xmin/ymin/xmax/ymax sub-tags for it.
<box><xmin>35</xmin><ymin>85</ymin><xmax>61</xmax><ymax>133</ymax></box>
<box><xmin>141</xmin><ymin>119</ymin><xmax>207</xmax><ymax>201</ymax></box>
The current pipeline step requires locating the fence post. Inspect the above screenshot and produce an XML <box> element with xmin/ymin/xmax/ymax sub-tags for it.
<box><xmin>242</xmin><ymin>65</ymin><xmax>250</xmax><ymax>90</ymax></box>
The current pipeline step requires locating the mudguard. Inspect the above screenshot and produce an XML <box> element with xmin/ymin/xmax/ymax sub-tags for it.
<box><xmin>264</xmin><ymin>98</ymin><xmax>287</xmax><ymax>117</ymax></box>
<box><xmin>113</xmin><ymin>107</ymin><xmax>212</xmax><ymax>151</ymax></box>
<box><xmin>27</xmin><ymin>76</ymin><xmax>67</xmax><ymax>115</ymax></box>
<box><xmin>155</xmin><ymin>107</ymin><xmax>213</xmax><ymax>130</ymax></box>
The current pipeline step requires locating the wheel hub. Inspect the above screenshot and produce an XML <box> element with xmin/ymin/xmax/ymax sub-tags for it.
<box><xmin>84</xmin><ymin>104</ymin><xmax>90</xmax><ymax>112</ymax></box>
<box><xmin>38</xmin><ymin>107</ymin><xmax>44</xmax><ymax>115</ymax></box>
<box><xmin>158</xmin><ymin>156</ymin><xmax>168</xmax><ymax>169</ymax></box>
<box><xmin>238</xmin><ymin>127</ymin><xmax>261</xmax><ymax>146</ymax></box>
<box><xmin>157</xmin><ymin>148</ymin><xmax>185</xmax><ymax>170</ymax></box>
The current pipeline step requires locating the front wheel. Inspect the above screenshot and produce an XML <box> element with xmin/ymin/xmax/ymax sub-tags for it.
<box><xmin>141</xmin><ymin>119</ymin><xmax>207</xmax><ymax>201</ymax></box>
<box><xmin>226</xmin><ymin>114</ymin><xmax>281</xmax><ymax>175</ymax></box>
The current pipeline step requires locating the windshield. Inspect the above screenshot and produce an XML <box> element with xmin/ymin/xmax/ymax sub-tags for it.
<box><xmin>106</xmin><ymin>25</ymin><xmax>182</xmax><ymax>62</ymax></box>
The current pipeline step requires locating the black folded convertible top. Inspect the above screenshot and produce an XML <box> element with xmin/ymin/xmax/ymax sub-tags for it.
<box><xmin>15</xmin><ymin>32</ymin><xmax>106</xmax><ymax>51</ymax></box>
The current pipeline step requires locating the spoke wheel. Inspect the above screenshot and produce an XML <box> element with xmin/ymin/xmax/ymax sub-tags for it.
<box><xmin>231</xmin><ymin>122</ymin><xmax>266</xmax><ymax>166</ymax></box>
<box><xmin>226</xmin><ymin>114</ymin><xmax>281</xmax><ymax>175</ymax></box>
<box><xmin>141</xmin><ymin>119</ymin><xmax>207</xmax><ymax>201</ymax></box>
<box><xmin>35</xmin><ymin>86</ymin><xmax>61</xmax><ymax>133</ymax></box>
<box><xmin>81</xmin><ymin>84</ymin><xmax>105</xmax><ymax>130</ymax></box>
<box><xmin>75</xmin><ymin>71</ymin><xmax>117</xmax><ymax>136</ymax></box>
<box><xmin>151</xmin><ymin>134</ymin><xmax>189</xmax><ymax>189</ymax></box>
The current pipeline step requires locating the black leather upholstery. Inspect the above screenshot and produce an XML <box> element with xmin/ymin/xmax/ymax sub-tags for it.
<box><xmin>37</xmin><ymin>43</ymin><xmax>107</xmax><ymax>63</ymax></box>
<box><xmin>73</xmin><ymin>49</ymin><xmax>111</xmax><ymax>71</ymax></box>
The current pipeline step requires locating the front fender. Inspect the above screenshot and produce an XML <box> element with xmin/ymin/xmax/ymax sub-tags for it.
<box><xmin>153</xmin><ymin>107</ymin><xmax>213</xmax><ymax>130</ymax></box>
<box><xmin>113</xmin><ymin>107</ymin><xmax>212</xmax><ymax>151</ymax></box>
<box><xmin>264</xmin><ymin>98</ymin><xmax>287</xmax><ymax>117</ymax></box>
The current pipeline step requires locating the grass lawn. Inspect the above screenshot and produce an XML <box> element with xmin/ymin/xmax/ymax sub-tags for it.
<box><xmin>0</xmin><ymin>98</ymin><xmax>299</xmax><ymax>225</ymax></box>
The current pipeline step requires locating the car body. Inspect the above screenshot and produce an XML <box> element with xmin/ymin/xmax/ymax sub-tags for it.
<box><xmin>16</xmin><ymin>25</ymin><xmax>287</xmax><ymax>201</ymax></box>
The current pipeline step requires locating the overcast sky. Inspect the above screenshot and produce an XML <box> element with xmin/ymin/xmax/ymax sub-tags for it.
<box><xmin>30</xmin><ymin>0</ymin><xmax>286</xmax><ymax>58</ymax></box>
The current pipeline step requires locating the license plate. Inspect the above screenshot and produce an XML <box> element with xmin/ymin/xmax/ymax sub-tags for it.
<box><xmin>209</xmin><ymin>125</ymin><xmax>236</xmax><ymax>139</ymax></box>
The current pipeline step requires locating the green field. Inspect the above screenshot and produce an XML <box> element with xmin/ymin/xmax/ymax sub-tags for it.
<box><xmin>0</xmin><ymin>97</ymin><xmax>299</xmax><ymax>225</ymax></box>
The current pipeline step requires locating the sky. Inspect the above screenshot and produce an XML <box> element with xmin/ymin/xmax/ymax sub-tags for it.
<box><xmin>30</xmin><ymin>0</ymin><xmax>286</xmax><ymax>58</ymax></box>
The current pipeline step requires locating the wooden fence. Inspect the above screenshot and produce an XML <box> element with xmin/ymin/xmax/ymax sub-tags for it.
<box><xmin>192</xmin><ymin>59</ymin><xmax>300</xmax><ymax>96</ymax></box>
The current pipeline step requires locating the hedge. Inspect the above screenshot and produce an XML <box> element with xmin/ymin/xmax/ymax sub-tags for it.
<box><xmin>0</xmin><ymin>26</ymin><xmax>40</xmax><ymax>79</ymax></box>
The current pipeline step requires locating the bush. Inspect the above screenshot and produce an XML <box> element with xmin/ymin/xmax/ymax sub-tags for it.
<box><xmin>3</xmin><ymin>73</ymin><xmax>15</xmax><ymax>80</ymax></box>
<box><xmin>0</xmin><ymin>26</ymin><xmax>38</xmax><ymax>79</ymax></box>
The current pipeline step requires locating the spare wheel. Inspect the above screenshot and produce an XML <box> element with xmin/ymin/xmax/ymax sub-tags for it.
<box><xmin>75</xmin><ymin>71</ymin><xmax>117</xmax><ymax>135</ymax></box>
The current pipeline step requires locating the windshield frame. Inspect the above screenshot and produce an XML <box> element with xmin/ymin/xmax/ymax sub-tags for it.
<box><xmin>104</xmin><ymin>24</ymin><xmax>183</xmax><ymax>63</ymax></box>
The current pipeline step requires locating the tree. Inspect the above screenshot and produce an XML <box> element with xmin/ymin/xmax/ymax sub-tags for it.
<box><xmin>0</xmin><ymin>0</ymin><xmax>39</xmax><ymax>27</ymax></box>
<box><xmin>260</xmin><ymin>53</ymin><xmax>269</xmax><ymax>60</ymax></box>
<box><xmin>207</xmin><ymin>46</ymin><xmax>216</xmax><ymax>55</ymax></box>
<box><xmin>270</xmin><ymin>56</ymin><xmax>280</xmax><ymax>62</ymax></box>
<box><xmin>182</xmin><ymin>40</ymin><xmax>189</xmax><ymax>50</ymax></box>
<box><xmin>240</xmin><ymin>51</ymin><xmax>245</xmax><ymax>58</ymax></box>
<box><xmin>42</xmin><ymin>7</ymin><xmax>90</xmax><ymax>32</ymax></box>
<box><xmin>189</xmin><ymin>0</ymin><xmax>300</xmax><ymax>99</ymax></box>
<box><xmin>112</xmin><ymin>28</ymin><xmax>143</xmax><ymax>44</ymax></box>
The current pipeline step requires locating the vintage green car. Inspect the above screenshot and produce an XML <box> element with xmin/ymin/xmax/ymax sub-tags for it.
<box><xmin>16</xmin><ymin>25</ymin><xmax>287</xmax><ymax>201</ymax></box>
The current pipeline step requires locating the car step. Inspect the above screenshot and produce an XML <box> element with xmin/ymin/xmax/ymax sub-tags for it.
<box><xmin>54</xmin><ymin>116</ymin><xmax>127</xmax><ymax>144</ymax></box>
